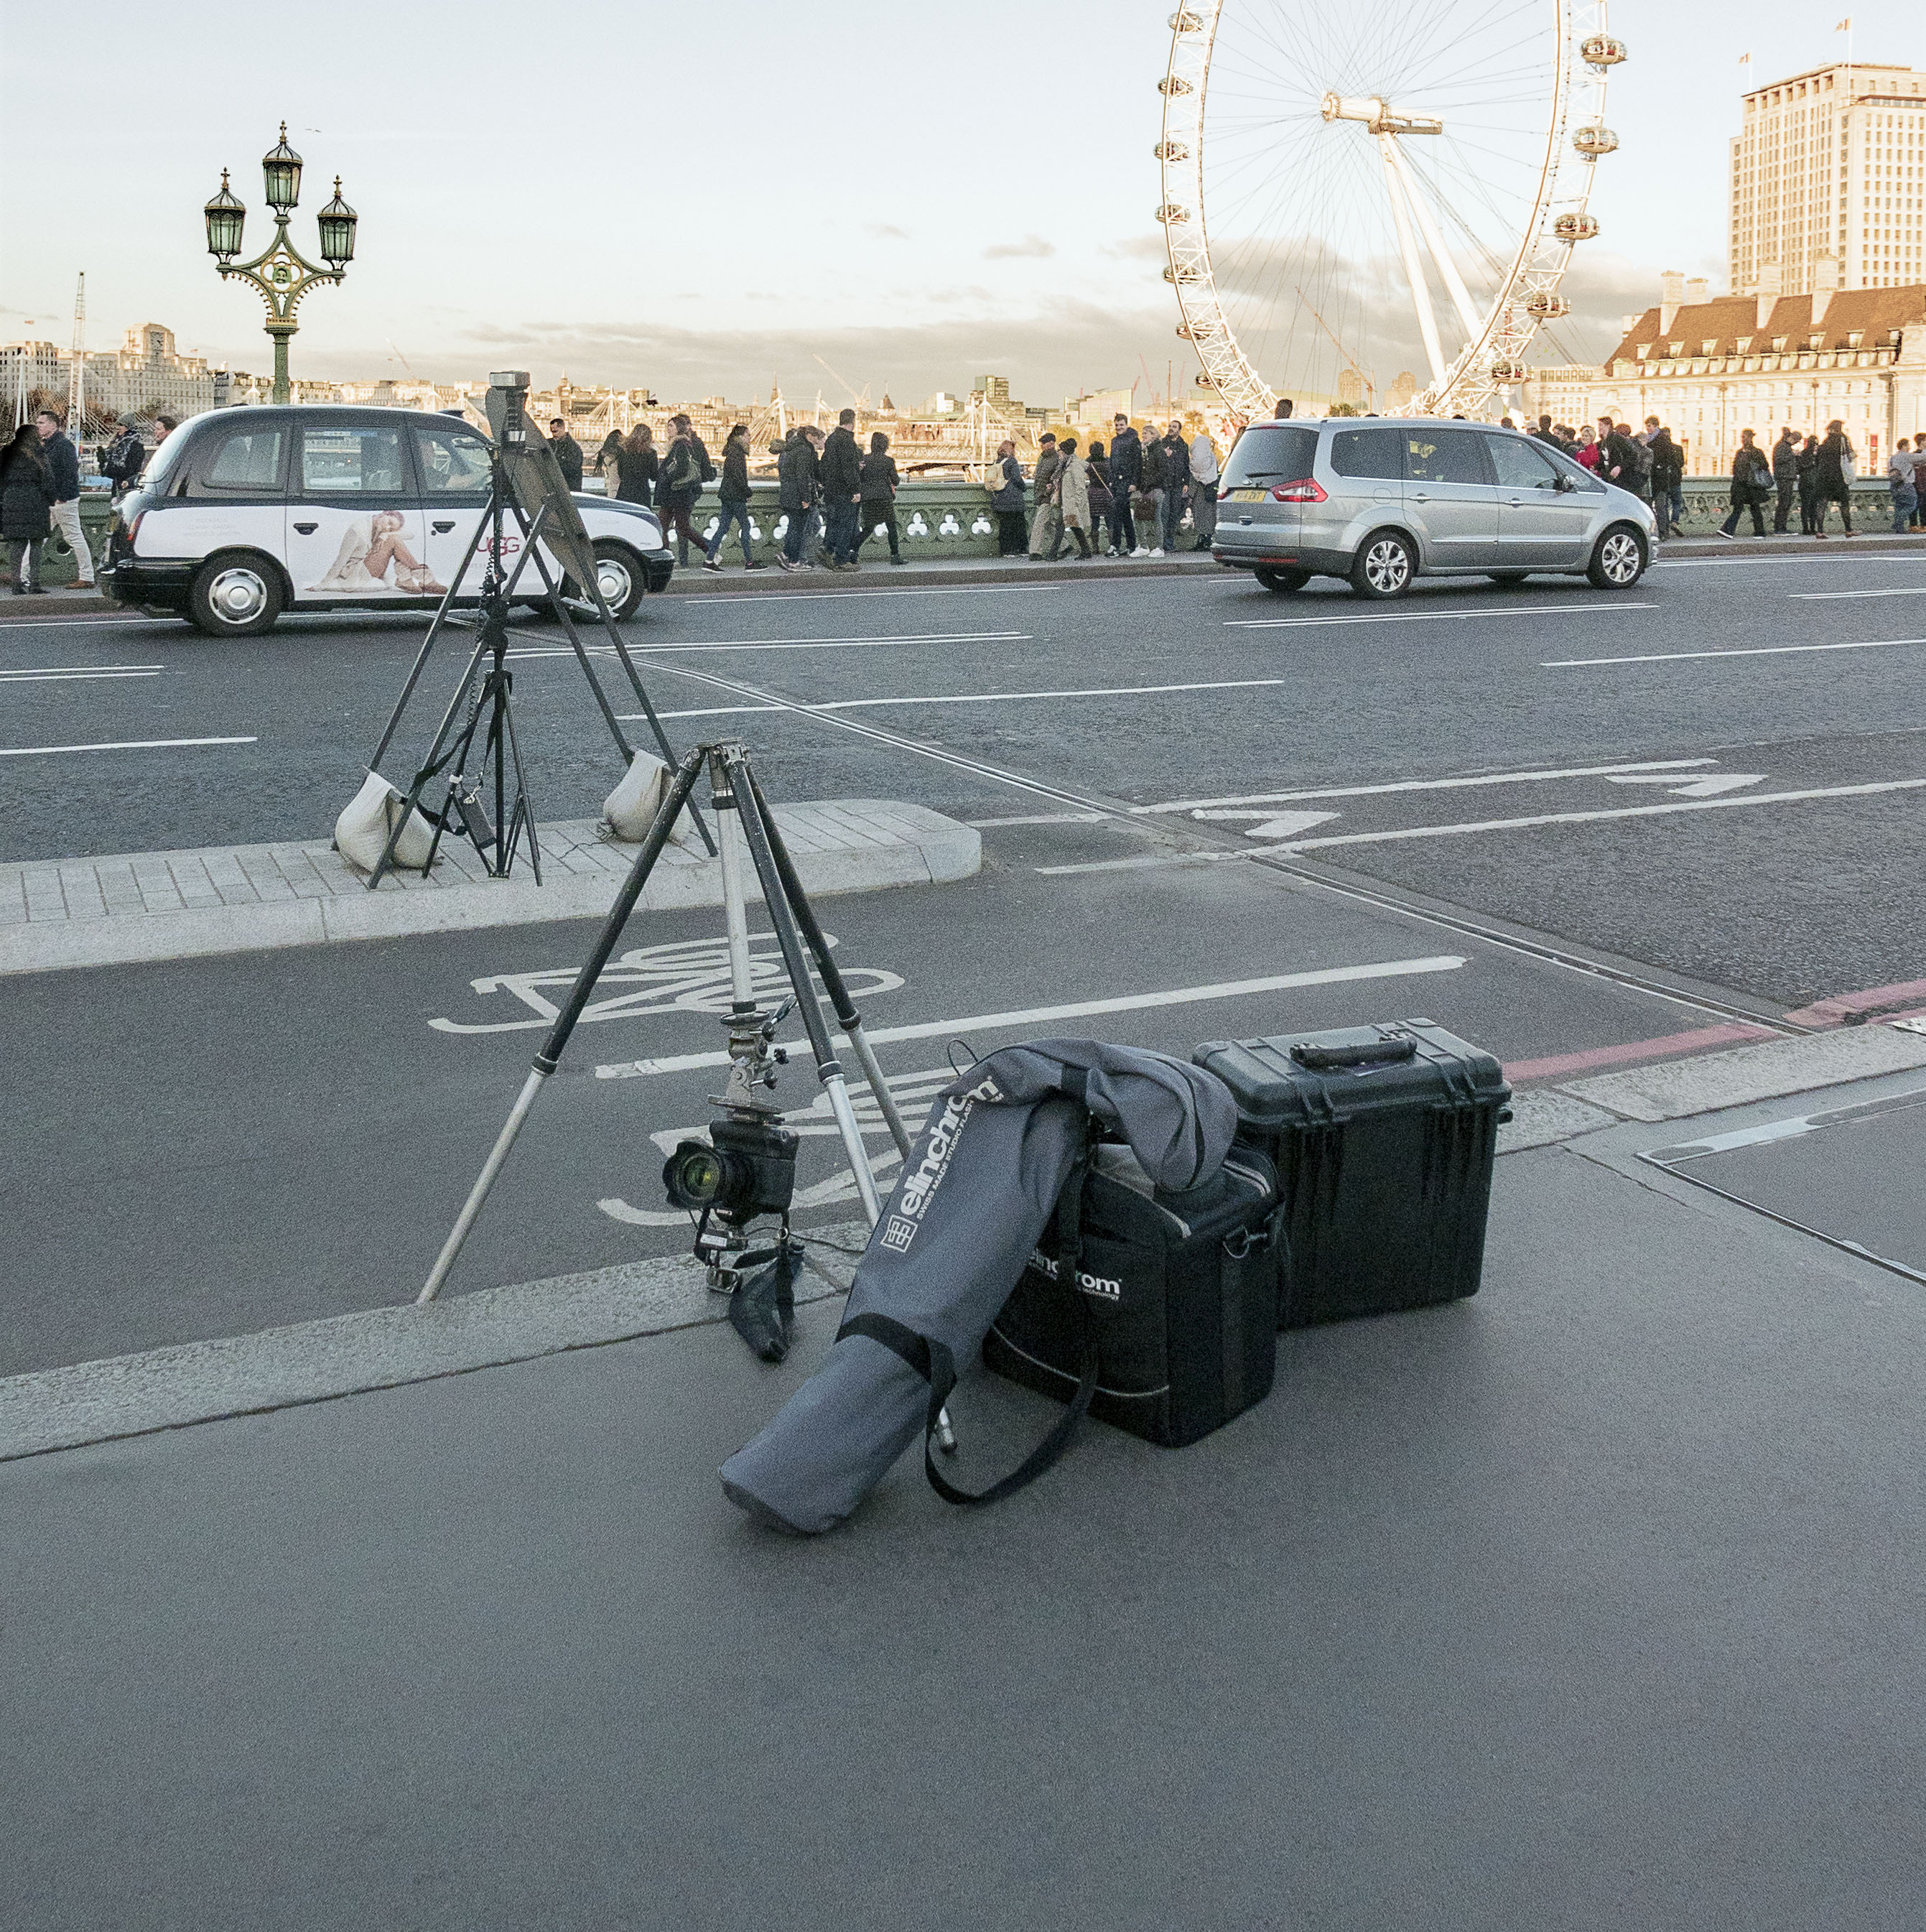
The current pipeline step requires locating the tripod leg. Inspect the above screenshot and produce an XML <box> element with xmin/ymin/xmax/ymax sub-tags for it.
<box><xmin>366</xmin><ymin>507</ymin><xmax>491</xmax><ymax>774</ymax></box>
<box><xmin>745</xmin><ymin>766</ymin><xmax>913</xmax><ymax>1161</ymax></box>
<box><xmin>496</xmin><ymin>673</ymin><xmax>542</xmax><ymax>885</ymax></box>
<box><xmin>722</xmin><ymin>748</ymin><xmax>883</xmax><ymax>1225</ymax></box>
<box><xmin>419</xmin><ymin>748</ymin><xmax>707</xmax><ymax>1301</ymax></box>
<box><xmin>366</xmin><ymin>638</ymin><xmax>490</xmax><ymax>888</ymax></box>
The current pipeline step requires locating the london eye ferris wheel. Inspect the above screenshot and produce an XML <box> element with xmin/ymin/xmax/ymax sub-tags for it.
<box><xmin>1157</xmin><ymin>1</ymin><xmax>1627</xmax><ymax>422</ymax></box>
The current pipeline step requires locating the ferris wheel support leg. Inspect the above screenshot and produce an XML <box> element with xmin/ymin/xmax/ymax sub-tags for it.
<box><xmin>1380</xmin><ymin>135</ymin><xmax>1446</xmax><ymax>391</ymax></box>
<box><xmin>1386</xmin><ymin>139</ymin><xmax>1484</xmax><ymax>346</ymax></box>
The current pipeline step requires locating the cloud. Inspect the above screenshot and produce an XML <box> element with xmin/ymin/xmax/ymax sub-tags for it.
<box><xmin>867</xmin><ymin>223</ymin><xmax>911</xmax><ymax>241</ymax></box>
<box><xmin>982</xmin><ymin>235</ymin><xmax>1056</xmax><ymax>261</ymax></box>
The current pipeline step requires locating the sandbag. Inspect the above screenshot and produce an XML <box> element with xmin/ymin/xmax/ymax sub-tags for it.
<box><xmin>719</xmin><ymin>1039</ymin><xmax>1239</xmax><ymax>1534</ymax></box>
<box><xmin>333</xmin><ymin>771</ymin><xmax>437</xmax><ymax>874</ymax></box>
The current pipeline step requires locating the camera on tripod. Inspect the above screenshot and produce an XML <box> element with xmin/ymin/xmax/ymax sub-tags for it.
<box><xmin>663</xmin><ymin>1116</ymin><xmax>799</xmax><ymax>1221</ymax></box>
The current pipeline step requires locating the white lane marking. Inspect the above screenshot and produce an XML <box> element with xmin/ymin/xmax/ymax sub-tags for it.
<box><xmin>1545</xmin><ymin>637</ymin><xmax>1926</xmax><ymax>667</ymax></box>
<box><xmin>1191</xmin><ymin>807</ymin><xmax>1343</xmax><ymax>839</ymax></box>
<box><xmin>1238</xmin><ymin>778</ymin><xmax>1926</xmax><ymax>854</ymax></box>
<box><xmin>1790</xmin><ymin>587</ymin><xmax>1926</xmax><ymax>600</ymax></box>
<box><xmin>593</xmin><ymin>955</ymin><xmax>1467</xmax><ymax>1079</ymax></box>
<box><xmin>690</xmin><ymin>583</ymin><xmax>1070</xmax><ymax>604</ymax></box>
<box><xmin>0</xmin><ymin>667</ymin><xmax>162</xmax><ymax>682</ymax></box>
<box><xmin>1604</xmin><ymin>772</ymin><xmax>1764</xmax><ymax>798</ymax></box>
<box><xmin>1135</xmin><ymin>758</ymin><xmax>1717</xmax><ymax>814</ymax></box>
<box><xmin>0</xmin><ymin>734</ymin><xmax>256</xmax><ymax>758</ymax></box>
<box><xmin>0</xmin><ymin>618</ymin><xmax>164</xmax><ymax>630</ymax></box>
<box><xmin>1039</xmin><ymin>853</ymin><xmax>1234</xmax><ymax>876</ymax></box>
<box><xmin>1227</xmin><ymin>602</ymin><xmax>1656</xmax><ymax>631</ymax></box>
<box><xmin>1652</xmin><ymin>552</ymin><xmax>1926</xmax><ymax>569</ymax></box>
<box><xmin>645</xmin><ymin>673</ymin><xmax>1409</xmax><ymax>714</ymax></box>
<box><xmin>966</xmin><ymin>812</ymin><xmax>1110</xmax><ymax>827</ymax></box>
<box><xmin>508</xmin><ymin>630</ymin><xmax>1031</xmax><ymax>660</ymax></box>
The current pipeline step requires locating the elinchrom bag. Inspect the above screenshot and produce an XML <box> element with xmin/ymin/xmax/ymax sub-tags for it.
<box><xmin>718</xmin><ymin>1040</ymin><xmax>1239</xmax><ymax>1535</ymax></box>
<box><xmin>985</xmin><ymin>1143</ymin><xmax>1283</xmax><ymax>1448</ymax></box>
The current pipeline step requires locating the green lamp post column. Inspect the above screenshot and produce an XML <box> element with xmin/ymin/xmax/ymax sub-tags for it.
<box><xmin>203</xmin><ymin>124</ymin><xmax>358</xmax><ymax>405</ymax></box>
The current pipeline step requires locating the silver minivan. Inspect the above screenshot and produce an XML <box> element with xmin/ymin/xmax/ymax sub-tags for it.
<box><xmin>1211</xmin><ymin>417</ymin><xmax>1655</xmax><ymax>598</ymax></box>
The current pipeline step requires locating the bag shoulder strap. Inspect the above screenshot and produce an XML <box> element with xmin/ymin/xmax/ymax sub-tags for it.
<box><xmin>835</xmin><ymin>1106</ymin><xmax>1104</xmax><ymax>1509</ymax></box>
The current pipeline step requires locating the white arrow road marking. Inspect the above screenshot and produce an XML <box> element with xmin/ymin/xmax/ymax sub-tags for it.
<box><xmin>1190</xmin><ymin>808</ymin><xmax>1343</xmax><ymax>839</ymax></box>
<box><xmin>595</xmin><ymin>955</ymin><xmax>1467</xmax><ymax>1080</ymax></box>
<box><xmin>1605</xmin><ymin>773</ymin><xmax>1766</xmax><ymax>798</ymax></box>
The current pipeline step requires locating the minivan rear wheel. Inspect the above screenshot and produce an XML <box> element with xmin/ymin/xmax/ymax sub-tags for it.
<box><xmin>1255</xmin><ymin>566</ymin><xmax>1310</xmax><ymax>593</ymax></box>
<box><xmin>1587</xmin><ymin>524</ymin><xmax>1647</xmax><ymax>589</ymax></box>
<box><xmin>1350</xmin><ymin>531</ymin><xmax>1415</xmax><ymax>600</ymax></box>
<box><xmin>188</xmin><ymin>552</ymin><xmax>286</xmax><ymax>637</ymax></box>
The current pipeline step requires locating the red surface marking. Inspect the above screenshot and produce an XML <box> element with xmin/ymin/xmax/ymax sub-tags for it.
<box><xmin>1504</xmin><ymin>1022</ymin><xmax>1775</xmax><ymax>1085</ymax></box>
<box><xmin>1782</xmin><ymin>978</ymin><xmax>1926</xmax><ymax>1028</ymax></box>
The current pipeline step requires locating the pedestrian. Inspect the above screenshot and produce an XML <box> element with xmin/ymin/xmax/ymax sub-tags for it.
<box><xmin>1273</xmin><ymin>398</ymin><xmax>1293</xmax><ymax>419</ymax></box>
<box><xmin>853</xmin><ymin>430</ymin><xmax>903</xmax><ymax>566</ymax></box>
<box><xmin>1139</xmin><ymin>428</ymin><xmax>1171</xmax><ymax>557</ymax></box>
<box><xmin>703</xmin><ymin>423</ymin><xmax>760</xmax><ymax>571</ymax></box>
<box><xmin>1769</xmin><ymin>426</ymin><xmax>1800</xmax><ymax>533</ymax></box>
<box><xmin>34</xmin><ymin>407</ymin><xmax>93</xmax><ymax>589</ymax></box>
<box><xmin>1107</xmin><ymin>414</ymin><xmax>1143</xmax><ymax>556</ymax></box>
<box><xmin>1053</xmin><ymin>435</ymin><xmax>1094</xmax><ymax>559</ymax></box>
<box><xmin>1155</xmin><ymin>419</ymin><xmax>1191</xmax><ymax>553</ymax></box>
<box><xmin>595</xmin><ymin>428</ymin><xmax>623</xmax><ymax>496</ymax></box>
<box><xmin>1188</xmin><ymin>421</ymin><xmax>1219</xmax><ymax>551</ymax></box>
<box><xmin>1</xmin><ymin>420</ymin><xmax>55</xmax><ymax>594</ymax></box>
<box><xmin>1718</xmin><ymin>428</ymin><xmax>1772</xmax><ymax>539</ymax></box>
<box><xmin>1910</xmin><ymin>441</ymin><xmax>1926</xmax><ymax>529</ymax></box>
<box><xmin>775</xmin><ymin>424</ymin><xmax>817</xmax><ymax>572</ymax></box>
<box><xmin>1645</xmin><ymin>421</ymin><xmax>1683</xmax><ymax>541</ymax></box>
<box><xmin>1888</xmin><ymin>439</ymin><xmax>1918</xmax><ymax>534</ymax></box>
<box><xmin>1531</xmin><ymin>412</ymin><xmax>1561</xmax><ymax>450</ymax></box>
<box><xmin>1797</xmin><ymin>434</ymin><xmax>1821</xmax><ymax>534</ymax></box>
<box><xmin>152</xmin><ymin>414</ymin><xmax>178</xmax><ymax>445</ymax></box>
<box><xmin>1602</xmin><ymin>420</ymin><xmax>1645</xmax><ymax>493</ymax></box>
<box><xmin>1813</xmin><ymin>419</ymin><xmax>1855</xmax><ymax>537</ymax></box>
<box><xmin>100</xmin><ymin>417</ymin><xmax>146</xmax><ymax>495</ymax></box>
<box><xmin>546</xmin><ymin>417</ymin><xmax>584</xmax><ymax>491</ymax></box>
<box><xmin>613</xmin><ymin>422</ymin><xmax>658</xmax><ymax>506</ymax></box>
<box><xmin>656</xmin><ymin>417</ymin><xmax>709</xmax><ymax>565</ymax></box>
<box><xmin>1085</xmin><ymin>438</ymin><xmax>1114</xmax><ymax>554</ymax></box>
<box><xmin>819</xmin><ymin>408</ymin><xmax>864</xmax><ymax>570</ymax></box>
<box><xmin>1573</xmin><ymin>424</ymin><xmax>1601</xmax><ymax>471</ymax></box>
<box><xmin>1028</xmin><ymin>432</ymin><xmax>1062</xmax><ymax>561</ymax></box>
<box><xmin>801</xmin><ymin>427</ymin><xmax>831</xmax><ymax>565</ymax></box>
<box><xmin>987</xmin><ymin>439</ymin><xmax>1026</xmax><ymax>556</ymax></box>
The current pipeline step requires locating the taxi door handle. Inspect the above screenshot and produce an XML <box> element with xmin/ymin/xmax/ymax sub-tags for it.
<box><xmin>433</xmin><ymin>520</ymin><xmax>457</xmax><ymax>534</ymax></box>
<box><xmin>293</xmin><ymin>521</ymin><xmax>317</xmax><ymax>534</ymax></box>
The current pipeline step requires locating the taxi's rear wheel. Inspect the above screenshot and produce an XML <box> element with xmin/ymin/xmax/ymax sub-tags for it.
<box><xmin>188</xmin><ymin>552</ymin><xmax>286</xmax><ymax>637</ymax></box>
<box><xmin>591</xmin><ymin>539</ymin><xmax>646</xmax><ymax>620</ymax></box>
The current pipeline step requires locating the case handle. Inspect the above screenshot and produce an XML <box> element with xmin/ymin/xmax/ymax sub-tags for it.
<box><xmin>1288</xmin><ymin>1036</ymin><xmax>1418</xmax><ymax>1070</ymax></box>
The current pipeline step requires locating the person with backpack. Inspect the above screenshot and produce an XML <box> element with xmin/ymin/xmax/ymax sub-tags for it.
<box><xmin>703</xmin><ymin>424</ymin><xmax>760</xmax><ymax>571</ymax></box>
<box><xmin>1769</xmin><ymin>427</ymin><xmax>1800</xmax><ymax>533</ymax></box>
<box><xmin>1718</xmin><ymin>429</ymin><xmax>1772</xmax><ymax>539</ymax></box>
<box><xmin>1084</xmin><ymin>438</ymin><xmax>1114</xmax><ymax>554</ymax></box>
<box><xmin>987</xmin><ymin>439</ymin><xmax>1026</xmax><ymax>556</ymax></box>
<box><xmin>1188</xmin><ymin>424</ymin><xmax>1220</xmax><ymax>552</ymax></box>
<box><xmin>1106</xmin><ymin>414</ymin><xmax>1143</xmax><ymax>556</ymax></box>
<box><xmin>1814</xmin><ymin>419</ymin><xmax>1855</xmax><ymax>537</ymax></box>
<box><xmin>655</xmin><ymin>418</ymin><xmax>709</xmax><ymax>565</ymax></box>
<box><xmin>853</xmin><ymin>431</ymin><xmax>903</xmax><ymax>567</ymax></box>
<box><xmin>774</xmin><ymin>424</ymin><xmax>818</xmax><ymax>572</ymax></box>
<box><xmin>2</xmin><ymin>421</ymin><xmax>56</xmax><ymax>593</ymax></box>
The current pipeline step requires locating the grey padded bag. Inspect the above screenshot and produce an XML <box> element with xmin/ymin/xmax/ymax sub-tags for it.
<box><xmin>719</xmin><ymin>1039</ymin><xmax>1239</xmax><ymax>1534</ymax></box>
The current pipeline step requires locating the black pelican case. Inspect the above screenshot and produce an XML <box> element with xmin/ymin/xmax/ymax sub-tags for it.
<box><xmin>1192</xmin><ymin>1021</ymin><xmax>1510</xmax><ymax>1328</ymax></box>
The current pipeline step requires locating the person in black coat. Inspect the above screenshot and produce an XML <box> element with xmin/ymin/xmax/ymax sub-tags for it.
<box><xmin>987</xmin><ymin>439</ymin><xmax>1025</xmax><ymax>556</ymax></box>
<box><xmin>819</xmin><ymin>409</ymin><xmax>864</xmax><ymax>570</ymax></box>
<box><xmin>776</xmin><ymin>426</ymin><xmax>819</xmax><ymax>570</ymax></box>
<box><xmin>1085</xmin><ymin>437</ymin><xmax>1115</xmax><ymax>554</ymax></box>
<box><xmin>1814</xmin><ymin>420</ymin><xmax>1855</xmax><ymax>537</ymax></box>
<box><xmin>1769</xmin><ymin>426</ymin><xmax>1800</xmax><ymax>533</ymax></box>
<box><xmin>100</xmin><ymin>419</ymin><xmax>146</xmax><ymax>494</ymax></box>
<box><xmin>614</xmin><ymin>424</ymin><xmax>658</xmax><ymax>506</ymax></box>
<box><xmin>703</xmin><ymin>423</ymin><xmax>760</xmax><ymax>571</ymax></box>
<box><xmin>1796</xmin><ymin>435</ymin><xmax>1821</xmax><ymax>535</ymax></box>
<box><xmin>1718</xmin><ymin>429</ymin><xmax>1771</xmax><ymax>539</ymax></box>
<box><xmin>2</xmin><ymin>422</ymin><xmax>55</xmax><ymax>593</ymax></box>
<box><xmin>546</xmin><ymin>417</ymin><xmax>584</xmax><ymax>491</ymax></box>
<box><xmin>853</xmin><ymin>431</ymin><xmax>903</xmax><ymax>566</ymax></box>
<box><xmin>1107</xmin><ymin>414</ymin><xmax>1143</xmax><ymax>554</ymax></box>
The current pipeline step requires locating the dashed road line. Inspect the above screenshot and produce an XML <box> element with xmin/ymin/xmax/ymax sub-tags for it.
<box><xmin>1547</xmin><ymin>636</ymin><xmax>1926</xmax><ymax>667</ymax></box>
<box><xmin>0</xmin><ymin>734</ymin><xmax>256</xmax><ymax>758</ymax></box>
<box><xmin>1227</xmin><ymin>602</ymin><xmax>1656</xmax><ymax>630</ymax></box>
<box><xmin>1135</xmin><ymin>758</ymin><xmax>1718</xmax><ymax>814</ymax></box>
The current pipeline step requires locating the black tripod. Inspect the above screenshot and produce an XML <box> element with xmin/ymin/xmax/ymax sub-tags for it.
<box><xmin>419</xmin><ymin>740</ymin><xmax>914</xmax><ymax>1306</ymax></box>
<box><xmin>359</xmin><ymin>406</ymin><xmax>708</xmax><ymax>887</ymax></box>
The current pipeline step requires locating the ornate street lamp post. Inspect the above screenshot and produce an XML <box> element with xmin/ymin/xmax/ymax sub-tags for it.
<box><xmin>203</xmin><ymin>124</ymin><xmax>358</xmax><ymax>406</ymax></box>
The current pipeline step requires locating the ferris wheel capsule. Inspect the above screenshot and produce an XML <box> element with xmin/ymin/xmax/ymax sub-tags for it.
<box><xmin>1158</xmin><ymin>1</ymin><xmax>1614</xmax><ymax>424</ymax></box>
<box><xmin>1489</xmin><ymin>360</ymin><xmax>1527</xmax><ymax>383</ymax></box>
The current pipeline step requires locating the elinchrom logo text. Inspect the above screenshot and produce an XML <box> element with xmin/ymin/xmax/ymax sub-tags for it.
<box><xmin>884</xmin><ymin>1074</ymin><xmax>1002</xmax><ymax>1253</ymax></box>
<box><xmin>1029</xmin><ymin>1250</ymin><xmax>1122</xmax><ymax>1301</ymax></box>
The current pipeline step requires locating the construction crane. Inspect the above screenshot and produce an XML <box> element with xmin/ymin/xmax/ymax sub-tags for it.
<box><xmin>812</xmin><ymin>353</ymin><xmax>871</xmax><ymax>415</ymax></box>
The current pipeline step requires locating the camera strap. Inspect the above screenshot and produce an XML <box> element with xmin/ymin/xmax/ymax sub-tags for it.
<box><xmin>837</xmin><ymin>1106</ymin><xmax>1105</xmax><ymax>1508</ymax></box>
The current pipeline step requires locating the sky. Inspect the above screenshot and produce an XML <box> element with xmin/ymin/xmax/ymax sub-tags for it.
<box><xmin>3</xmin><ymin>0</ymin><xmax>1922</xmax><ymax>409</ymax></box>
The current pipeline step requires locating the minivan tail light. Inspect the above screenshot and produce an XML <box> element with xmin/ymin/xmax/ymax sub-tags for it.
<box><xmin>1270</xmin><ymin>478</ymin><xmax>1326</xmax><ymax>503</ymax></box>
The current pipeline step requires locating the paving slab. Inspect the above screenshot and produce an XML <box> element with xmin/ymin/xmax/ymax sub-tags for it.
<box><xmin>0</xmin><ymin>801</ymin><xmax>980</xmax><ymax>976</ymax></box>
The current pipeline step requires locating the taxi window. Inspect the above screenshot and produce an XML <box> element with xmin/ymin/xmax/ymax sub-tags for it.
<box><xmin>413</xmin><ymin>425</ymin><xmax>492</xmax><ymax>496</ymax></box>
<box><xmin>299</xmin><ymin>425</ymin><xmax>405</xmax><ymax>493</ymax></box>
<box><xmin>190</xmin><ymin>425</ymin><xmax>287</xmax><ymax>496</ymax></box>
<box><xmin>1487</xmin><ymin>435</ymin><xmax>1563</xmax><ymax>490</ymax></box>
<box><xmin>1403</xmin><ymin>429</ymin><xmax>1493</xmax><ymax>486</ymax></box>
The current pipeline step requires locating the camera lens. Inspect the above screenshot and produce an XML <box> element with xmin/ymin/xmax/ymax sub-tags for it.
<box><xmin>664</xmin><ymin>1140</ymin><xmax>730</xmax><ymax>1210</ymax></box>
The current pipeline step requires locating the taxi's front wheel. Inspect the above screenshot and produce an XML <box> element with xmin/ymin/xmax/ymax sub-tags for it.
<box><xmin>189</xmin><ymin>552</ymin><xmax>286</xmax><ymax>637</ymax></box>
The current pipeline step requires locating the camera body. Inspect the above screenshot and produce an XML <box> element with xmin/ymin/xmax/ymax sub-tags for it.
<box><xmin>663</xmin><ymin>1114</ymin><xmax>800</xmax><ymax>1224</ymax></box>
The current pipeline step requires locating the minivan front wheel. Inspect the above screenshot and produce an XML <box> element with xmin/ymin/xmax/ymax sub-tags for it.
<box><xmin>1255</xmin><ymin>565</ymin><xmax>1310</xmax><ymax>593</ymax></box>
<box><xmin>1350</xmin><ymin>531</ymin><xmax>1415</xmax><ymax>600</ymax></box>
<box><xmin>1587</xmin><ymin>524</ymin><xmax>1647</xmax><ymax>589</ymax></box>
<box><xmin>189</xmin><ymin>553</ymin><xmax>286</xmax><ymax>637</ymax></box>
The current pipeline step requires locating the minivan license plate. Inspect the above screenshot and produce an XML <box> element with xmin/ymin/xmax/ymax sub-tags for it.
<box><xmin>1227</xmin><ymin>488</ymin><xmax>1267</xmax><ymax>502</ymax></box>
